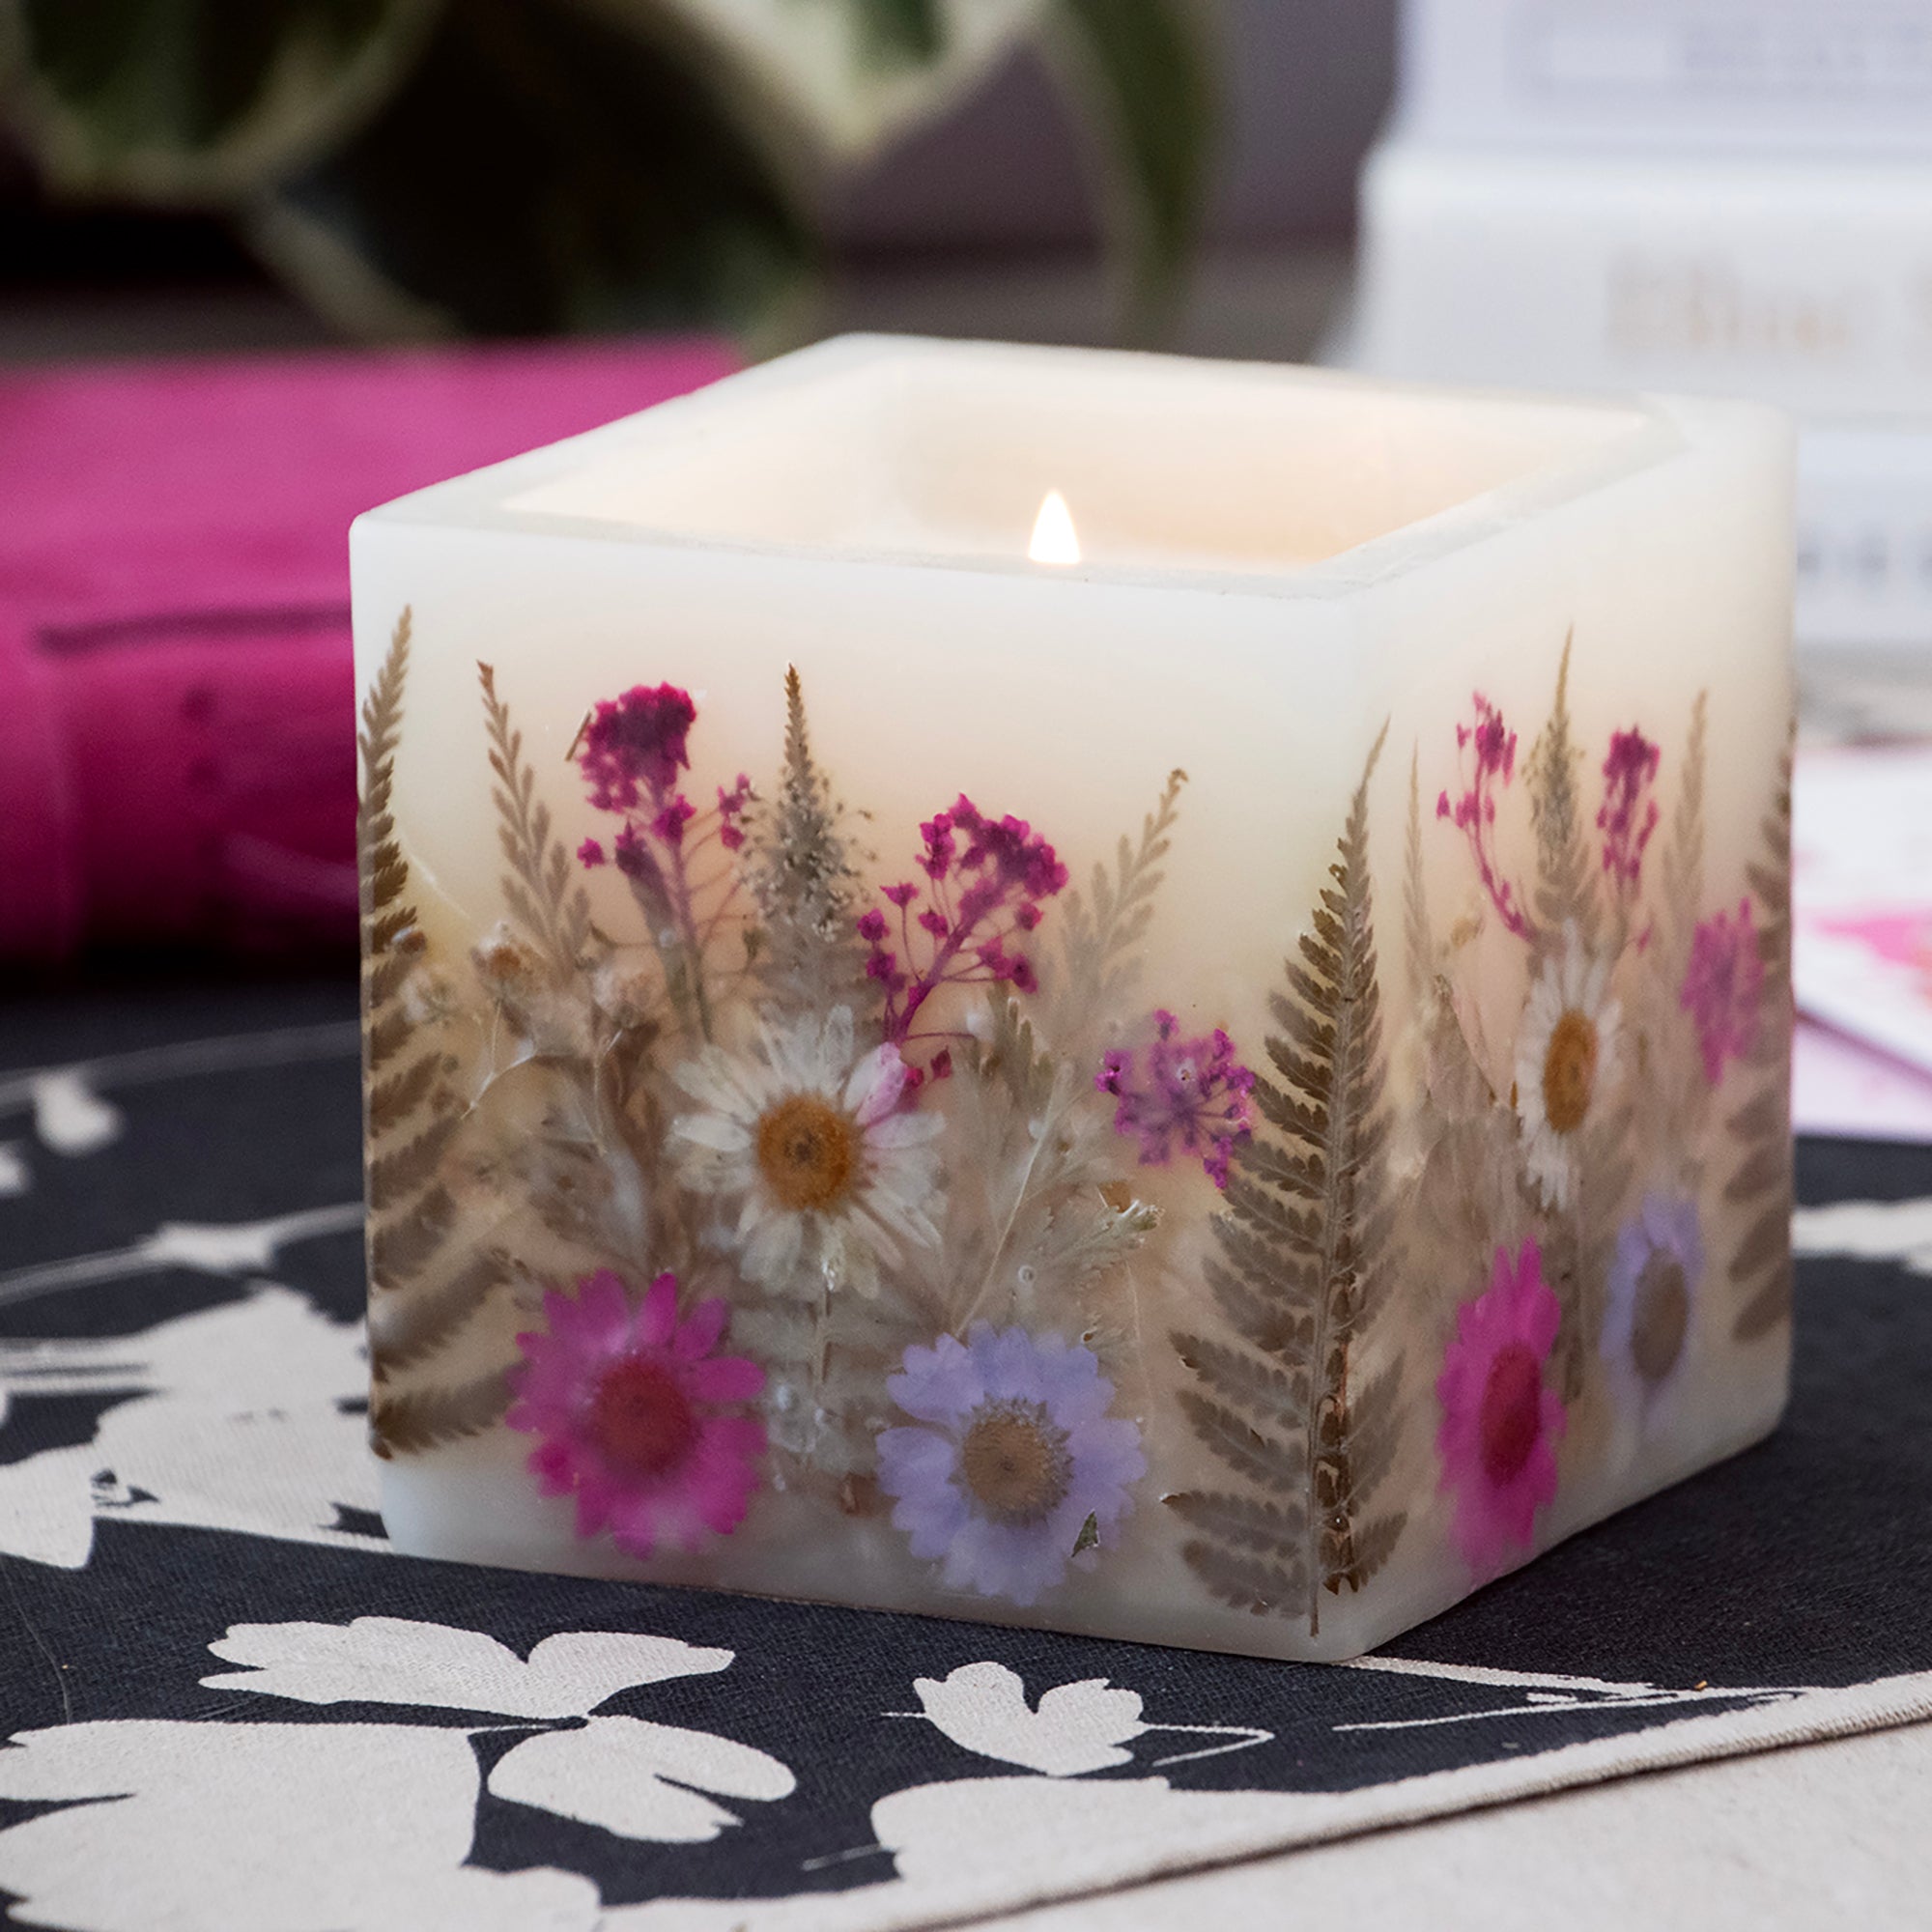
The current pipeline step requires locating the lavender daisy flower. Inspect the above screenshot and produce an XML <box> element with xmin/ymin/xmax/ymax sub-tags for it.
<box><xmin>877</xmin><ymin>1326</ymin><xmax>1146</xmax><ymax>1606</ymax></box>
<box><xmin>1602</xmin><ymin>1193</ymin><xmax>1705</xmax><ymax>1426</ymax></box>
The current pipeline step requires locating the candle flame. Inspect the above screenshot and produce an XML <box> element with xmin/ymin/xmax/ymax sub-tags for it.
<box><xmin>1029</xmin><ymin>489</ymin><xmax>1081</xmax><ymax>566</ymax></box>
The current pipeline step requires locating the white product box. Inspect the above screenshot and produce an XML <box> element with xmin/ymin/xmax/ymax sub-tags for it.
<box><xmin>1354</xmin><ymin>141</ymin><xmax>1932</xmax><ymax>422</ymax></box>
<box><xmin>1348</xmin><ymin>138</ymin><xmax>1932</xmax><ymax>649</ymax></box>
<box><xmin>1402</xmin><ymin>0</ymin><xmax>1932</xmax><ymax>156</ymax></box>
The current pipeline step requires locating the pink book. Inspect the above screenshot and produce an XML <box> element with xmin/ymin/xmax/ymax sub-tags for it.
<box><xmin>0</xmin><ymin>340</ymin><xmax>735</xmax><ymax>961</ymax></box>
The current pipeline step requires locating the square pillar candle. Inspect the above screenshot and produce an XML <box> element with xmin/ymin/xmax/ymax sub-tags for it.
<box><xmin>352</xmin><ymin>336</ymin><xmax>1794</xmax><ymax>1662</ymax></box>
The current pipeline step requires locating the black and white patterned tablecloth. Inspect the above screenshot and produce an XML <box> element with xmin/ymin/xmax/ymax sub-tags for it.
<box><xmin>0</xmin><ymin>975</ymin><xmax>1926</xmax><ymax>1932</ymax></box>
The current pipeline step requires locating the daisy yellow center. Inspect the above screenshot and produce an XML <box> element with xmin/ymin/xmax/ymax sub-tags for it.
<box><xmin>1478</xmin><ymin>1343</ymin><xmax>1543</xmax><ymax>1486</ymax></box>
<box><xmin>959</xmin><ymin>1401</ymin><xmax>1072</xmax><ymax>1525</ymax></box>
<box><xmin>589</xmin><ymin>1358</ymin><xmax>696</xmax><ymax>1480</ymax></box>
<box><xmin>1631</xmin><ymin>1253</ymin><xmax>1690</xmax><ymax>1386</ymax></box>
<box><xmin>1542</xmin><ymin>1009</ymin><xmax>1599</xmax><ymax>1135</ymax></box>
<box><xmin>755</xmin><ymin>1093</ymin><xmax>860</xmax><ymax>1212</ymax></box>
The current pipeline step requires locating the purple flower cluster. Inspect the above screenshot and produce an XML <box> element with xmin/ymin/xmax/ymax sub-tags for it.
<box><xmin>1097</xmin><ymin>1010</ymin><xmax>1255</xmax><ymax>1189</ymax></box>
<box><xmin>576</xmin><ymin>683</ymin><xmax>750</xmax><ymax>1032</ymax></box>
<box><xmin>861</xmin><ymin>796</ymin><xmax>1069</xmax><ymax>1046</ymax></box>
<box><xmin>1437</xmin><ymin>695</ymin><xmax>1533</xmax><ymax>942</ymax></box>
<box><xmin>580</xmin><ymin>683</ymin><xmax>696</xmax><ymax>812</ymax></box>
<box><xmin>1680</xmin><ymin>897</ymin><xmax>1763</xmax><ymax>1085</ymax></box>
<box><xmin>1598</xmin><ymin>727</ymin><xmax>1662</xmax><ymax>895</ymax></box>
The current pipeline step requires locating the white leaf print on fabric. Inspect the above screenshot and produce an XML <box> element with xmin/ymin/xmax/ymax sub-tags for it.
<box><xmin>0</xmin><ymin>1143</ymin><xmax>28</xmax><ymax>1197</ymax></box>
<box><xmin>909</xmin><ymin>1662</ymin><xmax>1149</xmax><ymax>1775</ymax></box>
<box><xmin>28</xmin><ymin>1068</ymin><xmax>124</xmax><ymax>1155</ymax></box>
<box><xmin>0</xmin><ymin>1202</ymin><xmax>364</xmax><ymax>1305</ymax></box>
<box><xmin>0</xmin><ymin>1721</ymin><xmax>600</xmax><ymax>1932</ymax></box>
<box><xmin>1794</xmin><ymin>1197</ymin><xmax>1932</xmax><ymax>1277</ymax></box>
<box><xmin>0</xmin><ymin>1286</ymin><xmax>375</xmax><ymax>1569</ymax></box>
<box><xmin>0</xmin><ymin>1618</ymin><xmax>789</xmax><ymax>1932</ymax></box>
<box><xmin>204</xmin><ymin>1619</ymin><xmax>734</xmax><ymax>1718</ymax></box>
<box><xmin>0</xmin><ymin>1019</ymin><xmax>360</xmax><ymax>1199</ymax></box>
<box><xmin>490</xmin><ymin>1716</ymin><xmax>797</xmax><ymax>1841</ymax></box>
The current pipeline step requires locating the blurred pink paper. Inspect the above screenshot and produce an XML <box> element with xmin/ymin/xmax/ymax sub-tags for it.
<box><xmin>1794</xmin><ymin>1017</ymin><xmax>1932</xmax><ymax>1143</ymax></box>
<box><xmin>0</xmin><ymin>340</ymin><xmax>735</xmax><ymax>961</ymax></box>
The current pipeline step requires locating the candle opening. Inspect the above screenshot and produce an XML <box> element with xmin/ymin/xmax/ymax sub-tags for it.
<box><xmin>1029</xmin><ymin>489</ymin><xmax>1081</xmax><ymax>566</ymax></box>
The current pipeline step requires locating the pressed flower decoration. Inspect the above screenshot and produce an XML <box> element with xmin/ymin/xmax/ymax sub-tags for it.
<box><xmin>1098</xmin><ymin>1009</ymin><xmax>1255</xmax><ymax>1189</ymax></box>
<box><xmin>877</xmin><ymin>1326</ymin><xmax>1147</xmax><ymax>1605</ymax></box>
<box><xmin>1513</xmin><ymin>929</ymin><xmax>1623</xmax><ymax>1211</ymax></box>
<box><xmin>1681</xmin><ymin>898</ymin><xmax>1765</xmax><ymax>1086</ymax></box>
<box><xmin>508</xmin><ymin>1271</ymin><xmax>767</xmax><ymax>1558</ymax></box>
<box><xmin>670</xmin><ymin>1007</ymin><xmax>943</xmax><ymax>1296</ymax></box>
<box><xmin>1436</xmin><ymin>1240</ymin><xmax>1566</xmax><ymax>1579</ymax></box>
<box><xmin>356</xmin><ymin>606</ymin><xmax>1791</xmax><ymax>1645</ymax></box>
<box><xmin>1602</xmin><ymin>1194</ymin><xmax>1705</xmax><ymax>1422</ymax></box>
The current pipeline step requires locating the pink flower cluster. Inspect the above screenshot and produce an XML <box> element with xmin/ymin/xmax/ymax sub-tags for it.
<box><xmin>1437</xmin><ymin>695</ymin><xmax>1532</xmax><ymax>941</ymax></box>
<box><xmin>580</xmin><ymin>682</ymin><xmax>695</xmax><ymax>811</ymax></box>
<box><xmin>1097</xmin><ymin>1010</ymin><xmax>1255</xmax><ymax>1189</ymax></box>
<box><xmin>1680</xmin><ymin>897</ymin><xmax>1764</xmax><ymax>1084</ymax></box>
<box><xmin>1598</xmin><ymin>727</ymin><xmax>1661</xmax><ymax>895</ymax></box>
<box><xmin>861</xmin><ymin>796</ymin><xmax>1069</xmax><ymax>1046</ymax></box>
<box><xmin>576</xmin><ymin>685</ymin><xmax>749</xmax><ymax>1008</ymax></box>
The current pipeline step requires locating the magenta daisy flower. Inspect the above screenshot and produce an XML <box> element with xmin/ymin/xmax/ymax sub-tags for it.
<box><xmin>508</xmin><ymin>1270</ymin><xmax>766</xmax><ymax>1558</ymax></box>
<box><xmin>877</xmin><ymin>1326</ymin><xmax>1146</xmax><ymax>1606</ymax></box>
<box><xmin>1435</xmin><ymin>1240</ymin><xmax>1566</xmax><ymax>1579</ymax></box>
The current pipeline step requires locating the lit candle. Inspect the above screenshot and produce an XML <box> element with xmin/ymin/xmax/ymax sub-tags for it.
<box><xmin>353</xmin><ymin>336</ymin><xmax>1793</xmax><ymax>1660</ymax></box>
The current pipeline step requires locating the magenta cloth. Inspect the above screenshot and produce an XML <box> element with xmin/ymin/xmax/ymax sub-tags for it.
<box><xmin>0</xmin><ymin>340</ymin><xmax>736</xmax><ymax>961</ymax></box>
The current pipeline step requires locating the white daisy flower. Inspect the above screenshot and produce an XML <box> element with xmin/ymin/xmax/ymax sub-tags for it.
<box><xmin>669</xmin><ymin>1007</ymin><xmax>943</xmax><ymax>1295</ymax></box>
<box><xmin>1513</xmin><ymin>928</ymin><xmax>1622</xmax><ymax>1211</ymax></box>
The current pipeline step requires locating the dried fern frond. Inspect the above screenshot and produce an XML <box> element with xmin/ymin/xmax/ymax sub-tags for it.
<box><xmin>1525</xmin><ymin>632</ymin><xmax>1601</xmax><ymax>950</ymax></box>
<box><xmin>1168</xmin><ymin>726</ymin><xmax>1407</xmax><ymax>1635</ymax></box>
<box><xmin>368</xmin><ymin>1249</ymin><xmax>511</xmax><ymax>1383</ymax></box>
<box><xmin>1057</xmin><ymin>768</ymin><xmax>1186</xmax><ymax>1019</ymax></box>
<box><xmin>479</xmin><ymin>662</ymin><xmax>592</xmax><ymax>980</ymax></box>
<box><xmin>369</xmin><ymin>1370</ymin><xmax>515</xmax><ymax>1461</ymax></box>
<box><xmin>1405</xmin><ymin>746</ymin><xmax>1433</xmax><ymax>1004</ymax></box>
<box><xmin>355</xmin><ymin>617</ymin><xmax>516</xmax><ymax>1453</ymax></box>
<box><xmin>1727</xmin><ymin>736</ymin><xmax>1795</xmax><ymax>1342</ymax></box>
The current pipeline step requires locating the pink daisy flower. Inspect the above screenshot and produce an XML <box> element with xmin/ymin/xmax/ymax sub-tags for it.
<box><xmin>1435</xmin><ymin>1240</ymin><xmax>1567</xmax><ymax>1579</ymax></box>
<box><xmin>508</xmin><ymin>1269</ymin><xmax>767</xmax><ymax>1558</ymax></box>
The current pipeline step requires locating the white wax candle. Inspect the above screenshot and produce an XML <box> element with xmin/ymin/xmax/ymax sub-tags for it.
<box><xmin>353</xmin><ymin>337</ymin><xmax>1793</xmax><ymax>1661</ymax></box>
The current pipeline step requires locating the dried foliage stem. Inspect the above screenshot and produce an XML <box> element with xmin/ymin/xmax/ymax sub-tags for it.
<box><xmin>1169</xmin><ymin>726</ymin><xmax>1406</xmax><ymax>1636</ymax></box>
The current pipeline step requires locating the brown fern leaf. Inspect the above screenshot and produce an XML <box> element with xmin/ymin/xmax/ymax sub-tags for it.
<box><xmin>366</xmin><ymin>1052</ymin><xmax>446</xmax><ymax>1138</ymax></box>
<box><xmin>368</xmin><ymin>1183</ymin><xmax>458</xmax><ymax>1289</ymax></box>
<box><xmin>365</xmin><ymin>1007</ymin><xmax>414</xmax><ymax>1075</ymax></box>
<box><xmin>1405</xmin><ymin>745</ymin><xmax>1433</xmax><ymax>1002</ymax></box>
<box><xmin>1176</xmin><ymin>1542</ymin><xmax>1300</xmax><ymax>1616</ymax></box>
<box><xmin>1058</xmin><ymin>768</ymin><xmax>1186</xmax><ymax>1014</ymax></box>
<box><xmin>366</xmin><ymin>1109</ymin><xmax>465</xmax><ymax>1214</ymax></box>
<box><xmin>1165</xmin><ymin>1490</ymin><xmax>1307</xmax><ymax>1552</ymax></box>
<box><xmin>479</xmin><ymin>662</ymin><xmax>592</xmax><ymax>977</ymax></box>
<box><xmin>369</xmin><ymin>1249</ymin><xmax>511</xmax><ymax>1382</ymax></box>
<box><xmin>1174</xmin><ymin>1331</ymin><xmax>1312</xmax><ymax>1409</ymax></box>
<box><xmin>1726</xmin><ymin>738</ymin><xmax>1795</xmax><ymax>1341</ymax></box>
<box><xmin>1330</xmin><ymin>1511</ymin><xmax>1406</xmax><ymax>1592</ymax></box>
<box><xmin>369</xmin><ymin>1369</ymin><xmax>515</xmax><ymax>1460</ymax></box>
<box><xmin>1525</xmin><ymin>632</ymin><xmax>1600</xmax><ymax>949</ymax></box>
<box><xmin>1174</xmin><ymin>725</ymin><xmax>1406</xmax><ymax>1636</ymax></box>
<box><xmin>1177</xmin><ymin>1392</ymin><xmax>1305</xmax><ymax>1491</ymax></box>
<box><xmin>1659</xmin><ymin>690</ymin><xmax>1708</xmax><ymax>979</ymax></box>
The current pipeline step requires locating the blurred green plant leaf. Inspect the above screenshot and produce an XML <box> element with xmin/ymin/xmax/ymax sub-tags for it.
<box><xmin>0</xmin><ymin>0</ymin><xmax>442</xmax><ymax>202</ymax></box>
<box><xmin>624</xmin><ymin>0</ymin><xmax>1045</xmax><ymax>161</ymax></box>
<box><xmin>849</xmin><ymin>0</ymin><xmax>945</xmax><ymax>64</ymax></box>
<box><xmin>1050</xmin><ymin>0</ymin><xmax>1216</xmax><ymax>338</ymax></box>
<box><xmin>246</xmin><ymin>0</ymin><xmax>817</xmax><ymax>338</ymax></box>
